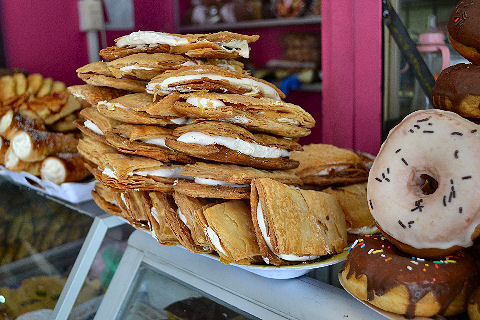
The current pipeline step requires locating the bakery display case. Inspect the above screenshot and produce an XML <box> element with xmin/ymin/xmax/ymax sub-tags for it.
<box><xmin>96</xmin><ymin>230</ymin><xmax>384</xmax><ymax>320</ymax></box>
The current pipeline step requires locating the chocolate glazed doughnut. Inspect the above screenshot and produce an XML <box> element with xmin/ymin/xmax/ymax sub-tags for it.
<box><xmin>341</xmin><ymin>236</ymin><xmax>478</xmax><ymax>318</ymax></box>
<box><xmin>448</xmin><ymin>0</ymin><xmax>480</xmax><ymax>65</ymax></box>
<box><xmin>432</xmin><ymin>63</ymin><xmax>480</xmax><ymax>118</ymax></box>
<box><xmin>367</xmin><ymin>109</ymin><xmax>480</xmax><ymax>258</ymax></box>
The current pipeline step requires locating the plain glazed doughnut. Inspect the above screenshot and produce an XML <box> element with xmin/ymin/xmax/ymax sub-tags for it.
<box><xmin>432</xmin><ymin>63</ymin><xmax>480</xmax><ymax>118</ymax></box>
<box><xmin>367</xmin><ymin>109</ymin><xmax>480</xmax><ymax>257</ymax></box>
<box><xmin>448</xmin><ymin>0</ymin><xmax>480</xmax><ymax>65</ymax></box>
<box><xmin>341</xmin><ymin>236</ymin><xmax>478</xmax><ymax>318</ymax></box>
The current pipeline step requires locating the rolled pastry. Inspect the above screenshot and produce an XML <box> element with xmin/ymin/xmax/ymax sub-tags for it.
<box><xmin>4</xmin><ymin>147</ymin><xmax>41</xmax><ymax>175</ymax></box>
<box><xmin>40</xmin><ymin>153</ymin><xmax>91</xmax><ymax>184</ymax></box>
<box><xmin>11</xmin><ymin>129</ymin><xmax>78</xmax><ymax>162</ymax></box>
<box><xmin>0</xmin><ymin>110</ymin><xmax>44</xmax><ymax>140</ymax></box>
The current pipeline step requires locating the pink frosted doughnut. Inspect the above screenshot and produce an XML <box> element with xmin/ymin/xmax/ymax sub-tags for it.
<box><xmin>367</xmin><ymin>110</ymin><xmax>480</xmax><ymax>257</ymax></box>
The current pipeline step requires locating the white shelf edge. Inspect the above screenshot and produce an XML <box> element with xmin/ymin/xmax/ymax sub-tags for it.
<box><xmin>178</xmin><ymin>16</ymin><xmax>321</xmax><ymax>32</ymax></box>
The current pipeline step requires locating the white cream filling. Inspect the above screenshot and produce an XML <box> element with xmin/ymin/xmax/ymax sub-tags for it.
<box><xmin>97</xmin><ymin>101</ymin><xmax>130</xmax><ymax>111</ymax></box>
<box><xmin>116</xmin><ymin>31</ymin><xmax>189</xmax><ymax>47</ymax></box>
<box><xmin>151</xmin><ymin>207</ymin><xmax>160</xmax><ymax>223</ymax></box>
<box><xmin>120</xmin><ymin>193</ymin><xmax>129</xmax><ymax>208</ymax></box>
<box><xmin>347</xmin><ymin>225</ymin><xmax>379</xmax><ymax>235</ymax></box>
<box><xmin>147</xmin><ymin>73</ymin><xmax>280</xmax><ymax>100</ymax></box>
<box><xmin>224</xmin><ymin>116</ymin><xmax>249</xmax><ymax>124</ymax></box>
<box><xmin>177</xmin><ymin>132</ymin><xmax>290</xmax><ymax>158</ymax></box>
<box><xmin>315</xmin><ymin>165</ymin><xmax>350</xmax><ymax>176</ymax></box>
<box><xmin>140</xmin><ymin>137</ymin><xmax>168</xmax><ymax>148</ymax></box>
<box><xmin>127</xmin><ymin>167</ymin><xmax>184</xmax><ymax>178</ymax></box>
<box><xmin>177</xmin><ymin>207</ymin><xmax>190</xmax><ymax>229</ymax></box>
<box><xmin>182</xmin><ymin>60</ymin><xmax>203</xmax><ymax>67</ymax></box>
<box><xmin>194</xmin><ymin>177</ymin><xmax>249</xmax><ymax>188</ymax></box>
<box><xmin>102</xmin><ymin>167</ymin><xmax>118</xmax><ymax>179</ymax></box>
<box><xmin>256</xmin><ymin>201</ymin><xmax>320</xmax><ymax>262</ymax></box>
<box><xmin>119</xmin><ymin>65</ymin><xmax>154</xmax><ymax>73</ymax></box>
<box><xmin>84</xmin><ymin>120</ymin><xmax>104</xmax><ymax>135</ymax></box>
<box><xmin>277</xmin><ymin>118</ymin><xmax>300</xmax><ymax>125</ymax></box>
<box><xmin>71</xmin><ymin>92</ymin><xmax>85</xmax><ymax>100</ymax></box>
<box><xmin>170</xmin><ymin>117</ymin><xmax>191</xmax><ymax>125</ymax></box>
<box><xmin>186</xmin><ymin>97</ymin><xmax>225</xmax><ymax>109</ymax></box>
<box><xmin>217</xmin><ymin>39</ymin><xmax>250</xmax><ymax>58</ymax></box>
<box><xmin>41</xmin><ymin>158</ymin><xmax>66</xmax><ymax>184</ymax></box>
<box><xmin>206</xmin><ymin>227</ymin><xmax>226</xmax><ymax>255</ymax></box>
<box><xmin>11</xmin><ymin>132</ymin><xmax>32</xmax><ymax>159</ymax></box>
<box><xmin>215</xmin><ymin>59</ymin><xmax>238</xmax><ymax>71</ymax></box>
<box><xmin>109</xmin><ymin>200</ymin><xmax>119</xmax><ymax>206</ymax></box>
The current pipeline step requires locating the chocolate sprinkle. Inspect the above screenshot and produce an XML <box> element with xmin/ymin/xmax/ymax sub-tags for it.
<box><xmin>428</xmin><ymin>123</ymin><xmax>432</xmax><ymax>126</ymax></box>
<box><xmin>451</xmin><ymin>132</ymin><xmax>463</xmax><ymax>136</ymax></box>
<box><xmin>401</xmin><ymin>158</ymin><xmax>408</xmax><ymax>166</ymax></box>
<box><xmin>395</xmin><ymin>149</ymin><xmax>401</xmax><ymax>153</ymax></box>
<box><xmin>454</xmin><ymin>150</ymin><xmax>459</xmax><ymax>159</ymax></box>
<box><xmin>459</xmin><ymin>207</ymin><xmax>463</xmax><ymax>214</ymax></box>
<box><xmin>369</xmin><ymin>200</ymin><xmax>374</xmax><ymax>210</ymax></box>
<box><xmin>387</xmin><ymin>168</ymin><xmax>390</xmax><ymax>174</ymax></box>
<box><xmin>472</xmin><ymin>129</ymin><xmax>477</xmax><ymax>133</ymax></box>
<box><xmin>462</xmin><ymin>175</ymin><xmax>472</xmax><ymax>180</ymax></box>
<box><xmin>375</xmin><ymin>177</ymin><xmax>382</xmax><ymax>182</ymax></box>
<box><xmin>417</xmin><ymin>118</ymin><xmax>429</xmax><ymax>122</ymax></box>
<box><xmin>414</xmin><ymin>125</ymin><xmax>420</xmax><ymax>129</ymax></box>
<box><xmin>443</xmin><ymin>196</ymin><xmax>447</xmax><ymax>207</ymax></box>
<box><xmin>409</xmin><ymin>129</ymin><xmax>414</xmax><ymax>133</ymax></box>
<box><xmin>385</xmin><ymin>177</ymin><xmax>390</xmax><ymax>182</ymax></box>
<box><xmin>408</xmin><ymin>221</ymin><xmax>414</xmax><ymax>228</ymax></box>
<box><xmin>423</xmin><ymin>130</ymin><xmax>434</xmax><ymax>133</ymax></box>
<box><xmin>382</xmin><ymin>173</ymin><xmax>385</xmax><ymax>179</ymax></box>
<box><xmin>398</xmin><ymin>220</ymin><xmax>406</xmax><ymax>229</ymax></box>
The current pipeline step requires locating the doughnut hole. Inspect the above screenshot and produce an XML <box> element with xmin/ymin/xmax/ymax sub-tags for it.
<box><xmin>409</xmin><ymin>170</ymin><xmax>438</xmax><ymax>196</ymax></box>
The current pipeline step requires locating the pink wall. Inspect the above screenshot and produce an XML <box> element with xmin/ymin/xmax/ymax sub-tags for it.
<box><xmin>321</xmin><ymin>0</ymin><xmax>382</xmax><ymax>154</ymax></box>
<box><xmin>1</xmin><ymin>0</ymin><xmax>176</xmax><ymax>86</ymax></box>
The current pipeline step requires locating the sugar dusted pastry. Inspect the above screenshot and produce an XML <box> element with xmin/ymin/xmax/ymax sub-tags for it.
<box><xmin>324</xmin><ymin>183</ymin><xmax>378</xmax><ymax>235</ymax></box>
<box><xmin>96</xmin><ymin>93</ymin><xmax>186</xmax><ymax>125</ymax></box>
<box><xmin>40</xmin><ymin>153</ymin><xmax>90</xmax><ymax>184</ymax></box>
<box><xmin>200</xmin><ymin>199</ymin><xmax>262</xmax><ymax>264</ymax></box>
<box><xmin>150</xmin><ymin>191</ymin><xmax>207</xmax><ymax>252</ymax></box>
<box><xmin>77</xmin><ymin>62</ymin><xmax>147</xmax><ymax>93</ymax></box>
<box><xmin>4</xmin><ymin>147</ymin><xmax>41</xmax><ymax>175</ymax></box>
<box><xmin>173</xmin><ymin>192</ymin><xmax>215</xmax><ymax>249</ymax></box>
<box><xmin>175</xmin><ymin>162</ymin><xmax>302</xmax><ymax>199</ymax></box>
<box><xmin>0</xmin><ymin>75</ymin><xmax>15</xmax><ymax>103</ymax></box>
<box><xmin>147</xmin><ymin>65</ymin><xmax>284</xmax><ymax>100</ymax></box>
<box><xmin>100</xmin><ymin>31</ymin><xmax>259</xmax><ymax>61</ymax></box>
<box><xmin>166</xmin><ymin>121</ymin><xmax>301</xmax><ymax>170</ymax></box>
<box><xmin>291</xmin><ymin>144</ymin><xmax>368</xmax><ymax>187</ymax></box>
<box><xmin>172</xmin><ymin>92</ymin><xmax>315</xmax><ymax>138</ymax></box>
<box><xmin>251</xmin><ymin>178</ymin><xmax>347</xmax><ymax>266</ymax></box>
<box><xmin>67</xmin><ymin>84</ymin><xmax>126</xmax><ymax>106</ymax></box>
<box><xmin>11</xmin><ymin>129</ymin><xmax>78</xmax><ymax>162</ymax></box>
<box><xmin>0</xmin><ymin>110</ymin><xmax>44</xmax><ymax>140</ymax></box>
<box><xmin>148</xmin><ymin>192</ymin><xmax>180</xmax><ymax>245</ymax></box>
<box><xmin>105</xmin><ymin>123</ymin><xmax>194</xmax><ymax>163</ymax></box>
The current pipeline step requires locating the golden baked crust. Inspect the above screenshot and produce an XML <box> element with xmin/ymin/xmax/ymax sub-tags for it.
<box><xmin>324</xmin><ymin>183</ymin><xmax>375</xmax><ymax>231</ymax></box>
<box><xmin>172</xmin><ymin>192</ymin><xmax>215</xmax><ymax>248</ymax></box>
<box><xmin>174</xmin><ymin>180</ymin><xmax>250</xmax><ymax>199</ymax></box>
<box><xmin>202</xmin><ymin>199</ymin><xmax>262</xmax><ymax>264</ymax></box>
<box><xmin>116</xmin><ymin>190</ymin><xmax>151</xmax><ymax>230</ymax></box>
<box><xmin>147</xmin><ymin>65</ymin><xmax>284</xmax><ymax>99</ymax></box>
<box><xmin>291</xmin><ymin>144</ymin><xmax>368</xmax><ymax>187</ymax></box>
<box><xmin>171</xmin><ymin>92</ymin><xmax>314</xmax><ymax>138</ymax></box>
<box><xmin>147</xmin><ymin>191</ymin><xmax>179</xmax><ymax>245</ymax></box>
<box><xmin>77</xmin><ymin>62</ymin><xmax>147</xmax><ymax>92</ymax></box>
<box><xmin>251</xmin><ymin>178</ymin><xmax>347</xmax><ymax>266</ymax></box>
<box><xmin>68</xmin><ymin>84</ymin><xmax>126</xmax><ymax>105</ymax></box>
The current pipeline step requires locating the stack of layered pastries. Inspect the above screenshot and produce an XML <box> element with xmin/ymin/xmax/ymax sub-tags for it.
<box><xmin>0</xmin><ymin>73</ymin><xmax>91</xmax><ymax>184</ymax></box>
<box><xmin>76</xmin><ymin>30</ymin><xmax>349</xmax><ymax>266</ymax></box>
<box><xmin>290</xmin><ymin>144</ymin><xmax>378</xmax><ymax>238</ymax></box>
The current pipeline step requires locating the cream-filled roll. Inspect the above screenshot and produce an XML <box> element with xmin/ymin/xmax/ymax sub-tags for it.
<box><xmin>146</xmin><ymin>65</ymin><xmax>285</xmax><ymax>100</ymax></box>
<box><xmin>100</xmin><ymin>31</ymin><xmax>259</xmax><ymax>61</ymax></box>
<box><xmin>251</xmin><ymin>178</ymin><xmax>347</xmax><ymax>266</ymax></box>
<box><xmin>165</xmin><ymin>121</ymin><xmax>301</xmax><ymax>170</ymax></box>
<box><xmin>40</xmin><ymin>153</ymin><xmax>91</xmax><ymax>184</ymax></box>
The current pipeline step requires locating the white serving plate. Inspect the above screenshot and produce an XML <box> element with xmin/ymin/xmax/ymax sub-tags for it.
<box><xmin>202</xmin><ymin>251</ymin><xmax>347</xmax><ymax>280</ymax></box>
<box><xmin>0</xmin><ymin>165</ymin><xmax>95</xmax><ymax>203</ymax></box>
<box><xmin>338</xmin><ymin>274</ymin><xmax>431</xmax><ymax>320</ymax></box>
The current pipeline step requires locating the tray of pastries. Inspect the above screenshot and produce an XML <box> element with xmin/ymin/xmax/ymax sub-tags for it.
<box><xmin>0</xmin><ymin>72</ymin><xmax>94</xmax><ymax>203</ymax></box>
